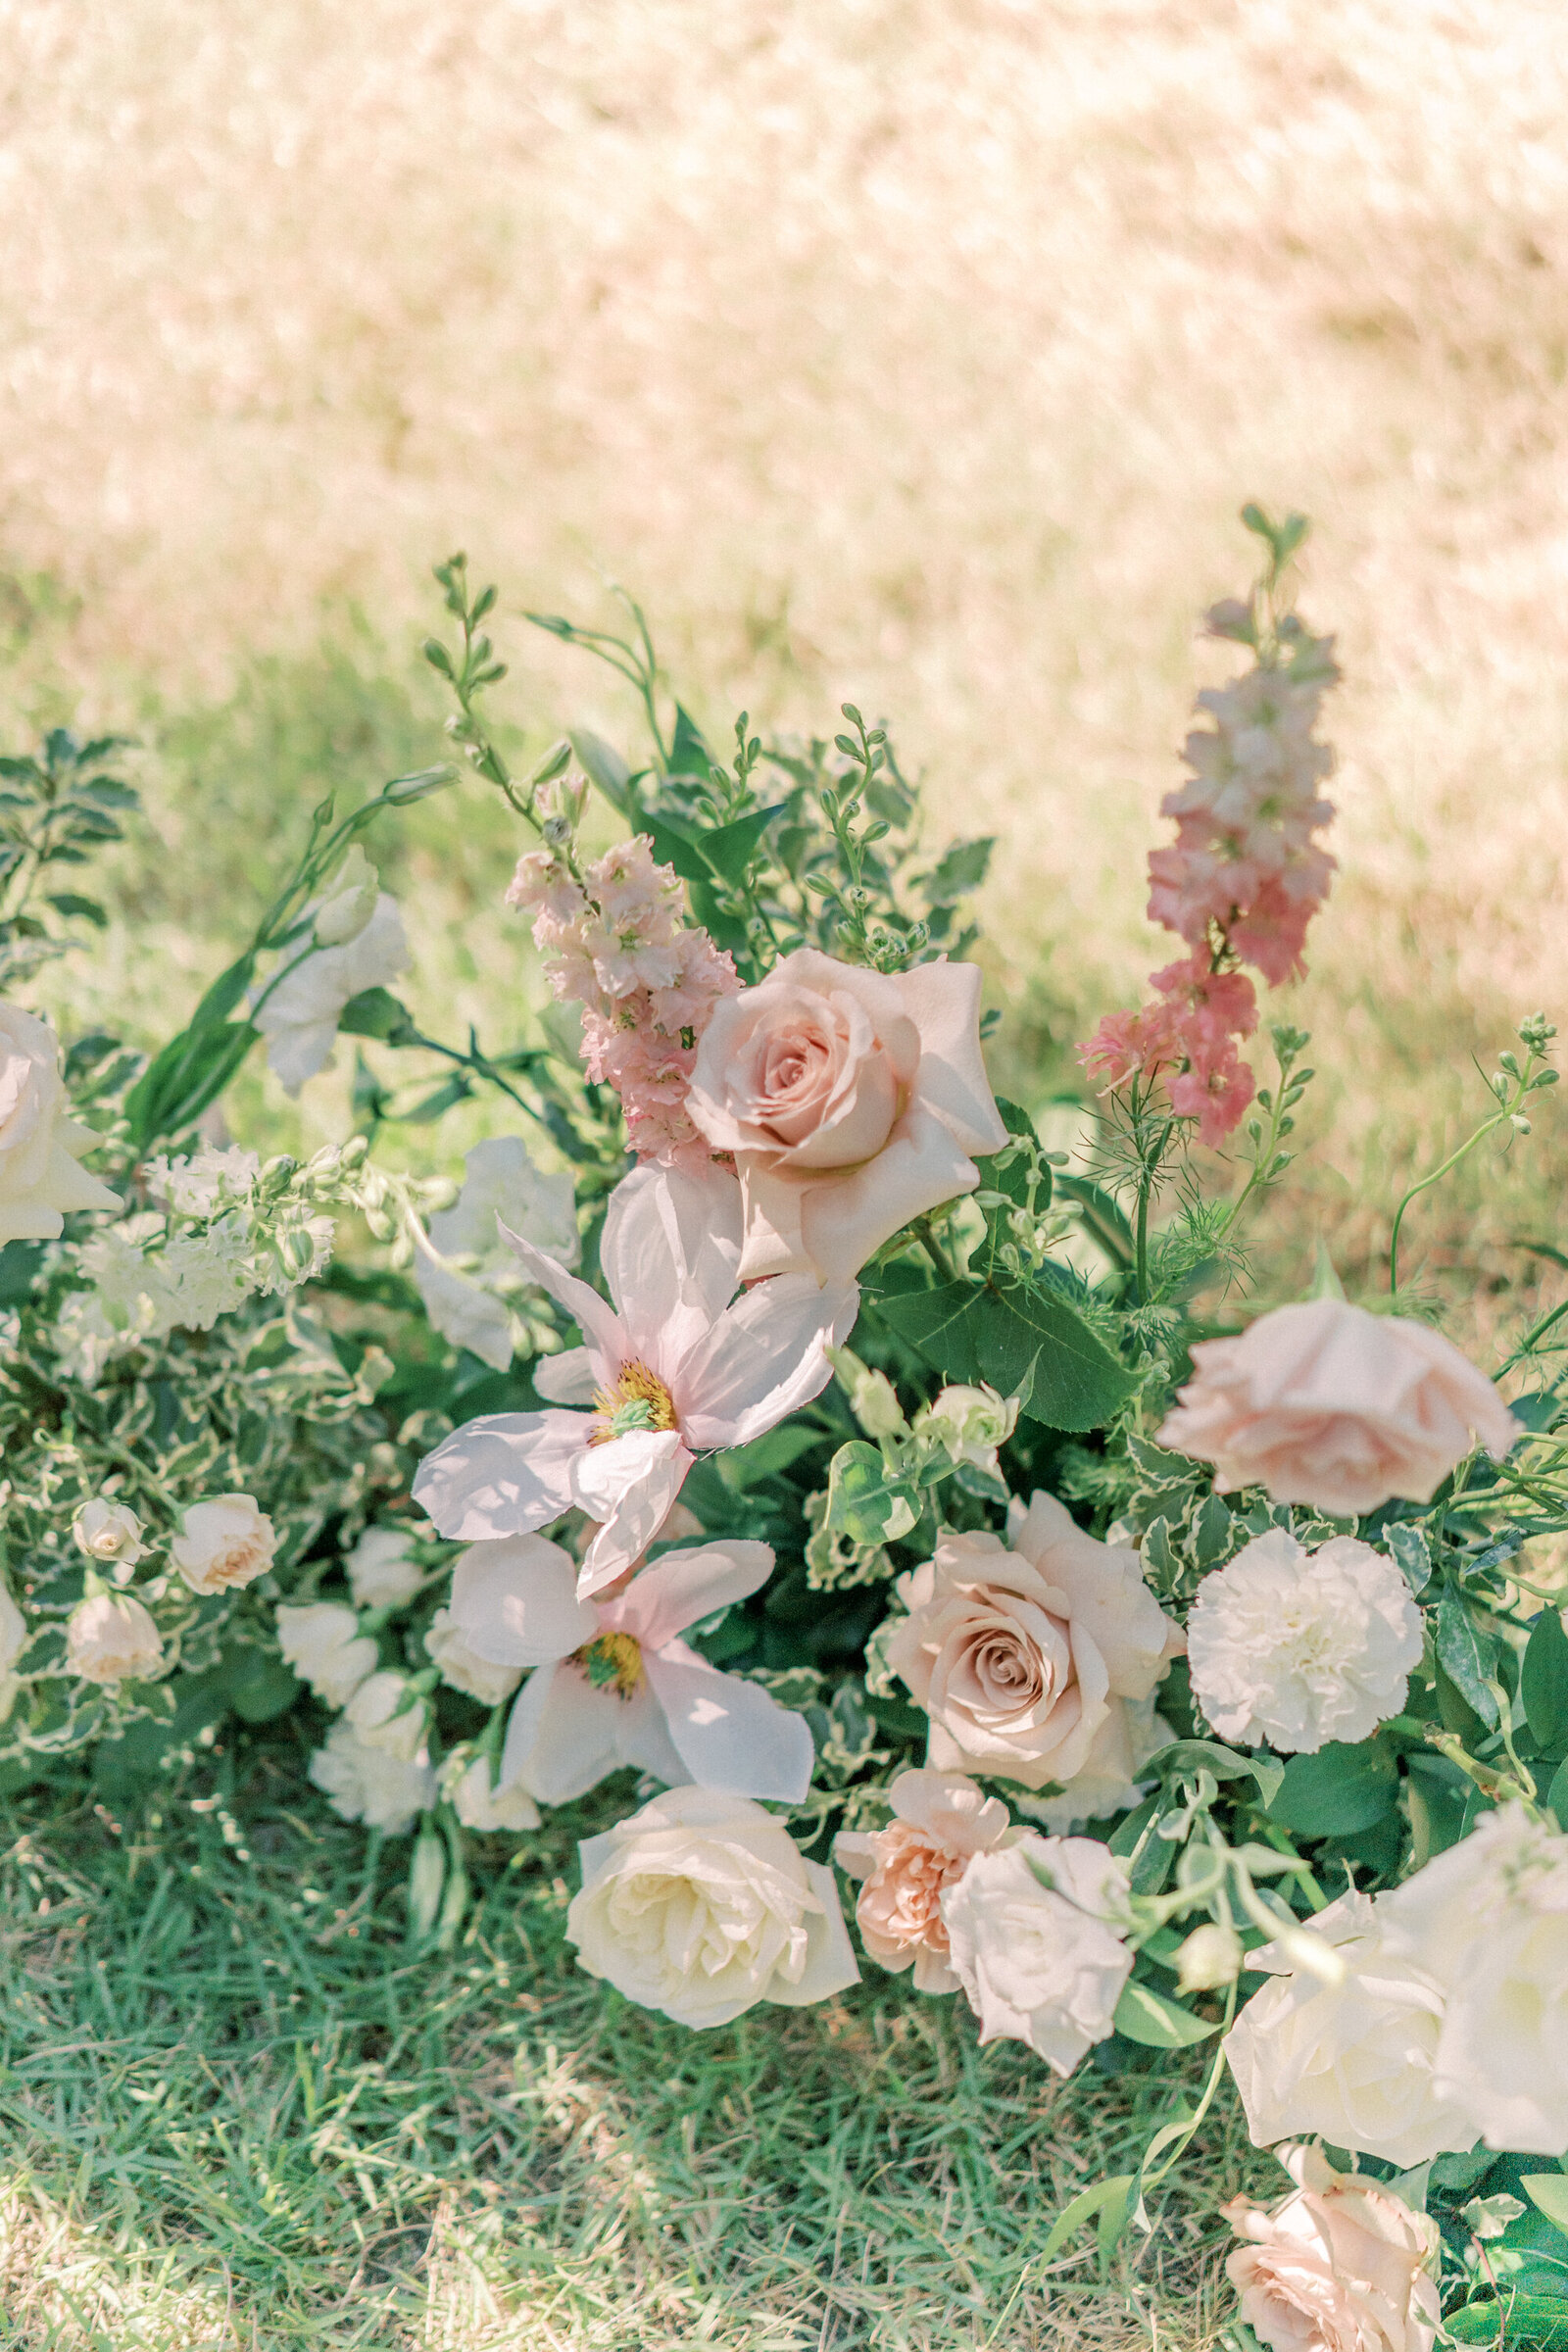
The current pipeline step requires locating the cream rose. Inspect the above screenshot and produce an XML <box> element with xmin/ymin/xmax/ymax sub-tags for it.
<box><xmin>310</xmin><ymin>1720</ymin><xmax>435</xmax><ymax>1834</ymax></box>
<box><xmin>1377</xmin><ymin>1802</ymin><xmax>1568</xmax><ymax>2154</ymax></box>
<box><xmin>835</xmin><ymin>1769</ymin><xmax>1011</xmax><ymax>1993</ymax></box>
<box><xmin>941</xmin><ymin>1833</ymin><xmax>1132</xmax><ymax>2074</ymax></box>
<box><xmin>275</xmin><ymin>1601</ymin><xmax>377</xmax><ymax>1708</ymax></box>
<box><xmin>423</xmin><ymin>1606</ymin><xmax>523</xmax><ymax>1706</ymax></box>
<box><xmin>66</xmin><ymin>1591</ymin><xmax>165</xmax><ymax>1685</ymax></box>
<box><xmin>1221</xmin><ymin>1890</ymin><xmax>1475</xmax><ymax>2168</ymax></box>
<box><xmin>73</xmin><ymin>1497</ymin><xmax>147</xmax><ymax>1569</ymax></box>
<box><xmin>0</xmin><ymin>1002</ymin><xmax>118</xmax><ymax>1242</ymax></box>
<box><xmin>1223</xmin><ymin>2145</ymin><xmax>1441</xmax><ymax>2352</ymax></box>
<box><xmin>1157</xmin><ymin>1298</ymin><xmax>1519</xmax><ymax>1517</ymax></box>
<box><xmin>685</xmin><ymin>947</ymin><xmax>1007</xmax><ymax>1283</ymax></box>
<box><xmin>567</xmin><ymin>1785</ymin><xmax>859</xmax><ymax>2028</ymax></box>
<box><xmin>170</xmin><ymin>1494</ymin><xmax>277</xmax><ymax>1595</ymax></box>
<box><xmin>885</xmin><ymin>1494</ymin><xmax>1183</xmax><ymax>1792</ymax></box>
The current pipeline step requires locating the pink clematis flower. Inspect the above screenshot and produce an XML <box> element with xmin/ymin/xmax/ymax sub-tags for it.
<box><xmin>446</xmin><ymin>1529</ymin><xmax>813</xmax><ymax>1805</ymax></box>
<box><xmin>413</xmin><ymin>1162</ymin><xmax>858</xmax><ymax>1595</ymax></box>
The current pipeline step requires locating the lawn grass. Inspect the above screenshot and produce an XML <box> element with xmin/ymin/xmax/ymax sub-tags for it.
<box><xmin>0</xmin><ymin>1732</ymin><xmax>1273</xmax><ymax>2349</ymax></box>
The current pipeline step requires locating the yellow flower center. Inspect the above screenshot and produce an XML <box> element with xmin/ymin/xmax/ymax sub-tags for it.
<box><xmin>590</xmin><ymin>1360</ymin><xmax>679</xmax><ymax>1446</ymax></box>
<box><xmin>571</xmin><ymin>1630</ymin><xmax>645</xmax><ymax>1698</ymax></box>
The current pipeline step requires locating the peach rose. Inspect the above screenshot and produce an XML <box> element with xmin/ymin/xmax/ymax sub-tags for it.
<box><xmin>1158</xmin><ymin>1298</ymin><xmax>1519</xmax><ymax>1518</ymax></box>
<box><xmin>885</xmin><ymin>1494</ymin><xmax>1184</xmax><ymax>1793</ymax></box>
<box><xmin>684</xmin><ymin>947</ymin><xmax>1006</xmax><ymax>1284</ymax></box>
<box><xmin>170</xmin><ymin>1494</ymin><xmax>277</xmax><ymax>1596</ymax></box>
<box><xmin>835</xmin><ymin>1769</ymin><xmax>1011</xmax><ymax>1992</ymax></box>
<box><xmin>1223</xmin><ymin>2144</ymin><xmax>1441</xmax><ymax>2352</ymax></box>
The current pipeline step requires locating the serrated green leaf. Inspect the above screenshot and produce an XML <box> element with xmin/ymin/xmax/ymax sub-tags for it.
<box><xmin>1111</xmin><ymin>1981</ymin><xmax>1218</xmax><ymax>2049</ymax></box>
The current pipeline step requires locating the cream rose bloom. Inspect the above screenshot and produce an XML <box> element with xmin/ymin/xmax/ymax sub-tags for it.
<box><xmin>345</xmin><ymin>1526</ymin><xmax>425</xmax><ymax>1611</ymax></box>
<box><xmin>309</xmin><ymin>1719</ymin><xmax>435</xmax><ymax>1834</ymax></box>
<box><xmin>1222</xmin><ymin>1890</ymin><xmax>1475</xmax><ymax>2168</ymax></box>
<box><xmin>0</xmin><ymin>1003</ymin><xmax>118</xmax><ymax>1242</ymax></box>
<box><xmin>275</xmin><ymin>1601</ymin><xmax>377</xmax><ymax>1708</ymax></box>
<box><xmin>170</xmin><ymin>1494</ymin><xmax>277</xmax><ymax>1595</ymax></box>
<box><xmin>1157</xmin><ymin>1298</ymin><xmax>1519</xmax><ymax>1517</ymax></box>
<box><xmin>73</xmin><ymin>1497</ymin><xmax>147</xmax><ymax>1569</ymax></box>
<box><xmin>1377</xmin><ymin>1802</ymin><xmax>1568</xmax><ymax>2154</ymax></box>
<box><xmin>67</xmin><ymin>1591</ymin><xmax>165</xmax><ymax>1684</ymax></box>
<box><xmin>567</xmin><ymin>1785</ymin><xmax>859</xmax><ymax>2028</ymax></box>
<box><xmin>1223</xmin><ymin>2145</ymin><xmax>1441</xmax><ymax>2352</ymax></box>
<box><xmin>885</xmin><ymin>1493</ymin><xmax>1183</xmax><ymax>1793</ymax></box>
<box><xmin>423</xmin><ymin>1606</ymin><xmax>523</xmax><ymax>1706</ymax></box>
<box><xmin>835</xmin><ymin>1769</ymin><xmax>1011</xmax><ymax>1994</ymax></box>
<box><xmin>941</xmin><ymin>1833</ymin><xmax>1132</xmax><ymax>2074</ymax></box>
<box><xmin>1187</xmin><ymin>1532</ymin><xmax>1422</xmax><ymax>1753</ymax></box>
<box><xmin>684</xmin><ymin>947</ymin><xmax>1007</xmax><ymax>1284</ymax></box>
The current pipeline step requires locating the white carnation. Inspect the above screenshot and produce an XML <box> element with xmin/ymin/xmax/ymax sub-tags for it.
<box><xmin>309</xmin><ymin>1720</ymin><xmax>434</xmax><ymax>1834</ymax></box>
<box><xmin>251</xmin><ymin>894</ymin><xmax>410</xmax><ymax>1096</ymax></box>
<box><xmin>1187</xmin><ymin>1531</ymin><xmax>1421</xmax><ymax>1753</ymax></box>
<box><xmin>941</xmin><ymin>1834</ymin><xmax>1132</xmax><ymax>2075</ymax></box>
<box><xmin>345</xmin><ymin>1526</ymin><xmax>424</xmax><ymax>1611</ymax></box>
<box><xmin>276</xmin><ymin>1601</ymin><xmax>377</xmax><ymax>1708</ymax></box>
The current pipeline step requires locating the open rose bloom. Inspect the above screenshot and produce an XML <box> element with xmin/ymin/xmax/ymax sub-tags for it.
<box><xmin>1223</xmin><ymin>2146</ymin><xmax>1441</xmax><ymax>2352</ymax></box>
<box><xmin>685</xmin><ymin>947</ymin><xmax>1007</xmax><ymax>1284</ymax></box>
<box><xmin>414</xmin><ymin>1162</ymin><xmax>858</xmax><ymax>1594</ymax></box>
<box><xmin>835</xmin><ymin>1769</ymin><xmax>1010</xmax><ymax>1993</ymax></box>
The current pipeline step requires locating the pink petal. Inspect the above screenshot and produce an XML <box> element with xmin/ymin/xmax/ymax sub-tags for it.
<box><xmin>497</xmin><ymin>1224</ymin><xmax>623</xmax><ymax>1368</ymax></box>
<box><xmin>599</xmin><ymin>1162</ymin><xmax>745</xmax><ymax>1373</ymax></box>
<box><xmin>532</xmin><ymin>1348</ymin><xmax>601</xmax><ymax>1405</ymax></box>
<box><xmin>413</xmin><ymin>1410</ymin><xmax>583</xmax><ymax>1542</ymax></box>
<box><xmin>891</xmin><ymin>958</ymin><xmax>1008</xmax><ymax>1155</ymax></box>
<box><xmin>450</xmin><ymin>1534</ymin><xmax>597</xmax><ymax>1667</ymax></box>
<box><xmin>643</xmin><ymin>1643</ymin><xmax>815</xmax><ymax>1802</ymax></box>
<box><xmin>602</xmin><ymin>1538</ymin><xmax>775</xmax><ymax>1649</ymax></box>
<box><xmin>677</xmin><ymin>1275</ymin><xmax>858</xmax><ymax>1450</ymax></box>
<box><xmin>571</xmin><ymin>1430</ymin><xmax>694</xmax><ymax>1596</ymax></box>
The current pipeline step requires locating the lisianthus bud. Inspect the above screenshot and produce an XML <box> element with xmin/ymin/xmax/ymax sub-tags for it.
<box><xmin>1175</xmin><ymin>1920</ymin><xmax>1244</xmax><ymax>1994</ymax></box>
<box><xmin>313</xmin><ymin>846</ymin><xmax>379</xmax><ymax>947</ymax></box>
<box><xmin>913</xmin><ymin>1382</ymin><xmax>1018</xmax><ymax>1469</ymax></box>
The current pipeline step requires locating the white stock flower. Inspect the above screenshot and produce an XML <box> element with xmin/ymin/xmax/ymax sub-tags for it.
<box><xmin>941</xmin><ymin>1833</ymin><xmax>1133</xmax><ymax>2074</ymax></box>
<box><xmin>275</xmin><ymin>1602</ymin><xmax>377</xmax><ymax>1708</ymax></box>
<box><xmin>313</xmin><ymin>846</ymin><xmax>379</xmax><ymax>948</ymax></box>
<box><xmin>171</xmin><ymin>1494</ymin><xmax>277</xmax><ymax>1595</ymax></box>
<box><xmin>414</xmin><ymin>1162</ymin><xmax>858</xmax><ymax>1596</ymax></box>
<box><xmin>345</xmin><ymin>1526</ymin><xmax>424</xmax><ymax>1611</ymax></box>
<box><xmin>144</xmin><ymin>1147</ymin><xmax>262</xmax><ymax>1218</ymax></box>
<box><xmin>343</xmin><ymin>1669</ymin><xmax>429</xmax><ymax>1761</ymax></box>
<box><xmin>428</xmin><ymin>1135</ymin><xmax>578</xmax><ymax>1270</ymax></box>
<box><xmin>1222</xmin><ymin>1890</ymin><xmax>1475</xmax><ymax>2167</ymax></box>
<box><xmin>567</xmin><ymin>1785</ymin><xmax>859</xmax><ymax>2027</ymax></box>
<box><xmin>67</xmin><ymin>1591</ymin><xmax>165</xmax><ymax>1685</ymax></box>
<box><xmin>1377</xmin><ymin>1803</ymin><xmax>1568</xmax><ymax>2154</ymax></box>
<box><xmin>450</xmin><ymin>1530</ymin><xmax>813</xmax><ymax>1805</ymax></box>
<box><xmin>251</xmin><ymin>894</ymin><xmax>410</xmax><ymax>1096</ymax></box>
<box><xmin>423</xmin><ymin>1607</ymin><xmax>523</xmax><ymax>1705</ymax></box>
<box><xmin>0</xmin><ymin>1002</ymin><xmax>119</xmax><ymax>1242</ymax></box>
<box><xmin>443</xmin><ymin>1748</ymin><xmax>541</xmax><ymax>1833</ymax></box>
<box><xmin>1187</xmin><ymin>1532</ymin><xmax>1422</xmax><ymax>1753</ymax></box>
<box><xmin>73</xmin><ymin>1497</ymin><xmax>146</xmax><ymax>1568</ymax></box>
<box><xmin>310</xmin><ymin>1720</ymin><xmax>435</xmax><ymax>1834</ymax></box>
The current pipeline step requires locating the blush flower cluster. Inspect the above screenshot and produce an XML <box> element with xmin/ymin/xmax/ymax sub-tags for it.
<box><xmin>507</xmin><ymin>831</ymin><xmax>739</xmax><ymax>1172</ymax></box>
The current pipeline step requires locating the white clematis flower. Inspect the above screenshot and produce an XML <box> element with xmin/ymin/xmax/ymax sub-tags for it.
<box><xmin>413</xmin><ymin>1162</ymin><xmax>858</xmax><ymax>1596</ymax></box>
<box><xmin>447</xmin><ymin>1529</ymin><xmax>813</xmax><ymax>1806</ymax></box>
<box><xmin>251</xmin><ymin>894</ymin><xmax>410</xmax><ymax>1096</ymax></box>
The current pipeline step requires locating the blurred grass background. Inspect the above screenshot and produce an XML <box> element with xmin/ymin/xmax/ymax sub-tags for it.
<box><xmin>0</xmin><ymin>2</ymin><xmax>1566</xmax><ymax>2341</ymax></box>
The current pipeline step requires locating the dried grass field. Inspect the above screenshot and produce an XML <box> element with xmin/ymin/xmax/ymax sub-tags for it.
<box><xmin>0</xmin><ymin>3</ymin><xmax>1566</xmax><ymax>2344</ymax></box>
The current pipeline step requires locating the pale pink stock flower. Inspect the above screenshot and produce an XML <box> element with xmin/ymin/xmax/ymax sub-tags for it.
<box><xmin>834</xmin><ymin>1769</ymin><xmax>1010</xmax><ymax>1993</ymax></box>
<box><xmin>686</xmin><ymin>946</ymin><xmax>1007</xmax><ymax>1286</ymax></box>
<box><xmin>413</xmin><ymin>1162</ymin><xmax>858</xmax><ymax>1596</ymax></box>
<box><xmin>1222</xmin><ymin>2145</ymin><xmax>1441</xmax><ymax>2352</ymax></box>
<box><xmin>446</xmin><ymin>1529</ymin><xmax>813</xmax><ymax>1805</ymax></box>
<box><xmin>1157</xmin><ymin>1298</ymin><xmax>1519</xmax><ymax>1517</ymax></box>
<box><xmin>886</xmin><ymin>1494</ymin><xmax>1184</xmax><ymax>1793</ymax></box>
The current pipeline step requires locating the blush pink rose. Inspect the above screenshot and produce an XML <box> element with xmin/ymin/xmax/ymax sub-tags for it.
<box><xmin>684</xmin><ymin>947</ymin><xmax>1007</xmax><ymax>1284</ymax></box>
<box><xmin>1157</xmin><ymin>1298</ymin><xmax>1519</xmax><ymax>1518</ymax></box>
<box><xmin>834</xmin><ymin>1769</ymin><xmax>1011</xmax><ymax>1993</ymax></box>
<box><xmin>885</xmin><ymin>1494</ymin><xmax>1184</xmax><ymax>1793</ymax></box>
<box><xmin>1223</xmin><ymin>2144</ymin><xmax>1441</xmax><ymax>2352</ymax></box>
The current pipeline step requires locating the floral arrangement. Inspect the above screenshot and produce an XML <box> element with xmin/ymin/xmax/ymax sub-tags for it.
<box><xmin>2</xmin><ymin>513</ymin><xmax>1567</xmax><ymax>2348</ymax></box>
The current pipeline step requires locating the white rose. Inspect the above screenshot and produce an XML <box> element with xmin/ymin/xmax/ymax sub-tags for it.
<box><xmin>251</xmin><ymin>894</ymin><xmax>411</xmax><ymax>1096</ymax></box>
<box><xmin>1222</xmin><ymin>1890</ymin><xmax>1476</xmax><ymax>2167</ymax></box>
<box><xmin>567</xmin><ymin>1785</ymin><xmax>859</xmax><ymax>2028</ymax></box>
<box><xmin>67</xmin><ymin>1591</ymin><xmax>165</xmax><ymax>1685</ymax></box>
<box><xmin>1187</xmin><ymin>1531</ymin><xmax>1423</xmax><ymax>1753</ymax></box>
<box><xmin>423</xmin><ymin>1607</ymin><xmax>522</xmax><ymax>1706</ymax></box>
<box><xmin>309</xmin><ymin>1720</ymin><xmax>435</xmax><ymax>1834</ymax></box>
<box><xmin>0</xmin><ymin>1002</ymin><xmax>119</xmax><ymax>1242</ymax></box>
<box><xmin>170</xmin><ymin>1494</ymin><xmax>277</xmax><ymax>1595</ymax></box>
<box><xmin>444</xmin><ymin>1749</ymin><xmax>541</xmax><ymax>1833</ymax></box>
<box><xmin>1376</xmin><ymin>1802</ymin><xmax>1568</xmax><ymax>2154</ymax></box>
<box><xmin>344</xmin><ymin>1669</ymin><xmax>429</xmax><ymax>1761</ymax></box>
<box><xmin>73</xmin><ymin>1497</ymin><xmax>146</xmax><ymax>1568</ymax></box>
<box><xmin>940</xmin><ymin>1833</ymin><xmax>1133</xmax><ymax>2074</ymax></box>
<box><xmin>345</xmin><ymin>1526</ymin><xmax>424</xmax><ymax>1611</ymax></box>
<box><xmin>275</xmin><ymin>1602</ymin><xmax>377</xmax><ymax>1708</ymax></box>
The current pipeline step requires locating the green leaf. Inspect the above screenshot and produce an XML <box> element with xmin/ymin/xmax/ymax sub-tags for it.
<box><xmin>569</xmin><ymin>728</ymin><xmax>636</xmax><ymax>818</ymax></box>
<box><xmin>1447</xmin><ymin>2295</ymin><xmax>1568</xmax><ymax>2348</ymax></box>
<box><xmin>697</xmin><ymin>802</ymin><xmax>787</xmax><ymax>884</ymax></box>
<box><xmin>1145</xmin><ymin>1738</ymin><xmax>1285</xmax><ymax>1811</ymax></box>
<box><xmin>917</xmin><ymin>836</ymin><xmax>994</xmax><ymax>906</ymax></box>
<box><xmin>1522</xmin><ymin>1606</ymin><xmax>1568</xmax><ymax>1755</ymax></box>
<box><xmin>1036</xmin><ymin>2175</ymin><xmax>1134</xmax><ymax>2270</ymax></box>
<box><xmin>716</xmin><ymin>1425</ymin><xmax>823</xmax><ymax>1492</ymax></box>
<box><xmin>1268</xmin><ymin>1740</ymin><xmax>1398</xmax><ymax>1838</ymax></box>
<box><xmin>226</xmin><ymin>1653</ymin><xmax>302</xmax><ymax>1725</ymax></box>
<box><xmin>45</xmin><ymin>892</ymin><xmax>108</xmax><ymax>927</ymax></box>
<box><xmin>1437</xmin><ymin>1593</ymin><xmax>1502</xmax><ymax>1729</ymax></box>
<box><xmin>823</xmin><ymin>1441</ymin><xmax>922</xmax><ymax>1547</ymax></box>
<box><xmin>188</xmin><ymin>950</ymin><xmax>259</xmax><ymax>1033</ymax></box>
<box><xmin>396</xmin><ymin>1075</ymin><xmax>473</xmax><ymax>1124</ymax></box>
<box><xmin>976</xmin><ymin>1277</ymin><xmax>1137</xmax><ymax>1432</ymax></box>
<box><xmin>1052</xmin><ymin>1171</ymin><xmax>1137</xmax><ymax>1270</ymax></box>
<box><xmin>668</xmin><ymin>703</ymin><xmax>710</xmax><ymax>778</ymax></box>
<box><xmin>1111</xmin><ymin>1982</ymin><xmax>1218</xmax><ymax>2049</ymax></box>
<box><xmin>643</xmin><ymin>811</ymin><xmax>713</xmax><ymax>888</ymax></box>
<box><xmin>1384</xmin><ymin>1524</ymin><xmax>1433</xmax><ymax>1596</ymax></box>
<box><xmin>1546</xmin><ymin>1758</ymin><xmax>1568</xmax><ymax>1832</ymax></box>
<box><xmin>124</xmin><ymin>1018</ymin><xmax>260</xmax><ymax>1150</ymax></box>
<box><xmin>1524</xmin><ymin>2177</ymin><xmax>1568</xmax><ymax>2239</ymax></box>
<box><xmin>338</xmin><ymin>987</ymin><xmax>415</xmax><ymax>1042</ymax></box>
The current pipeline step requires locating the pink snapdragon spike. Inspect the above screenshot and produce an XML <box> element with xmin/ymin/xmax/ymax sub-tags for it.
<box><xmin>447</xmin><ymin>1530</ymin><xmax>813</xmax><ymax>1805</ymax></box>
<box><xmin>508</xmin><ymin>834</ymin><xmax>739</xmax><ymax>1174</ymax></box>
<box><xmin>413</xmin><ymin>1163</ymin><xmax>858</xmax><ymax>1595</ymax></box>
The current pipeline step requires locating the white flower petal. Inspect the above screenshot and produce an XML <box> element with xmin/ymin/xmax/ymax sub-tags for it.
<box><xmin>644</xmin><ymin>1644</ymin><xmax>814</xmax><ymax>1803</ymax></box>
<box><xmin>449</xmin><ymin>1533</ymin><xmax>597</xmax><ymax>1667</ymax></box>
<box><xmin>532</xmin><ymin>1348</ymin><xmax>600</xmax><ymax>1405</ymax></box>
<box><xmin>413</xmin><ymin>1409</ymin><xmax>583</xmax><ymax>1541</ymax></box>
<box><xmin>497</xmin><ymin>1225</ymin><xmax>623</xmax><ymax>1369</ymax></box>
<box><xmin>571</xmin><ymin>1429</ymin><xmax>693</xmax><ymax>1596</ymax></box>
<box><xmin>604</xmin><ymin>1539</ymin><xmax>775</xmax><ymax>1649</ymax></box>
<box><xmin>599</xmin><ymin>1162</ymin><xmax>744</xmax><ymax>1364</ymax></box>
<box><xmin>676</xmin><ymin>1274</ymin><xmax>858</xmax><ymax>1450</ymax></box>
<box><xmin>765</xmin><ymin>1859</ymin><xmax>860</xmax><ymax>2007</ymax></box>
<box><xmin>503</xmin><ymin>1659</ymin><xmax>684</xmax><ymax>1802</ymax></box>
